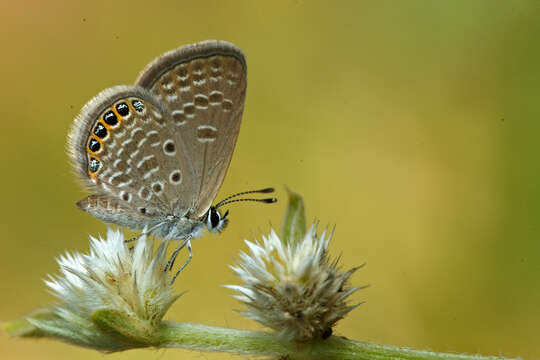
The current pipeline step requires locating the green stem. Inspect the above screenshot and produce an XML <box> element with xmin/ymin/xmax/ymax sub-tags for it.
<box><xmin>5</xmin><ymin>316</ymin><xmax>518</xmax><ymax>360</ymax></box>
<box><xmin>156</xmin><ymin>322</ymin><xmax>513</xmax><ymax>360</ymax></box>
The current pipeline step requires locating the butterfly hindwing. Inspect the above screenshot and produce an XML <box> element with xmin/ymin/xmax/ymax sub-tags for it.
<box><xmin>68</xmin><ymin>85</ymin><xmax>199</xmax><ymax>228</ymax></box>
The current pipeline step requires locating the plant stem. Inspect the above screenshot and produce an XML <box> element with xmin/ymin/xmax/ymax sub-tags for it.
<box><xmin>157</xmin><ymin>322</ymin><xmax>514</xmax><ymax>360</ymax></box>
<box><xmin>5</xmin><ymin>317</ymin><xmax>519</xmax><ymax>360</ymax></box>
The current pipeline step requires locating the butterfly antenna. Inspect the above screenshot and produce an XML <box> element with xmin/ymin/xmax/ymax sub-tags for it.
<box><xmin>215</xmin><ymin>188</ymin><xmax>275</xmax><ymax>208</ymax></box>
<box><xmin>216</xmin><ymin>197</ymin><xmax>277</xmax><ymax>209</ymax></box>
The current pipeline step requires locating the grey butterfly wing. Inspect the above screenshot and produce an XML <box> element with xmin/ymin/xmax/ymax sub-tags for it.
<box><xmin>67</xmin><ymin>85</ymin><xmax>193</xmax><ymax>229</ymax></box>
<box><xmin>136</xmin><ymin>40</ymin><xmax>247</xmax><ymax>219</ymax></box>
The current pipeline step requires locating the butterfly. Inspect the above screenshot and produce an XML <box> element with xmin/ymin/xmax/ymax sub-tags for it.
<box><xmin>67</xmin><ymin>40</ymin><xmax>276</xmax><ymax>281</ymax></box>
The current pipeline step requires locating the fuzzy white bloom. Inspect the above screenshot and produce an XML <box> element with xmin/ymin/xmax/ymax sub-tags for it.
<box><xmin>227</xmin><ymin>225</ymin><xmax>362</xmax><ymax>342</ymax></box>
<box><xmin>28</xmin><ymin>228</ymin><xmax>179</xmax><ymax>350</ymax></box>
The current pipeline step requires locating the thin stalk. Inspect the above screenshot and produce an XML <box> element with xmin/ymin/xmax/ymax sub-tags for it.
<box><xmin>156</xmin><ymin>322</ymin><xmax>514</xmax><ymax>360</ymax></box>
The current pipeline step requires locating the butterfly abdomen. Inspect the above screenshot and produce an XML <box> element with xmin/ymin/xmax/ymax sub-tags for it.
<box><xmin>77</xmin><ymin>195</ymin><xmax>150</xmax><ymax>229</ymax></box>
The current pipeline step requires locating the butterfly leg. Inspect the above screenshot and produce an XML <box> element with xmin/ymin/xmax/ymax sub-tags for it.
<box><xmin>165</xmin><ymin>237</ymin><xmax>190</xmax><ymax>271</ymax></box>
<box><xmin>169</xmin><ymin>240</ymin><xmax>193</xmax><ymax>284</ymax></box>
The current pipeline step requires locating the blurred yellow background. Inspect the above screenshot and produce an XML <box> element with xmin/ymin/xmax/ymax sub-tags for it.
<box><xmin>1</xmin><ymin>1</ymin><xmax>539</xmax><ymax>359</ymax></box>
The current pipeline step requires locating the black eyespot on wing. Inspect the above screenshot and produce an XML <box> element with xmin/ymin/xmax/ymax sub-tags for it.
<box><xmin>116</xmin><ymin>102</ymin><xmax>129</xmax><ymax>116</ymax></box>
<box><xmin>93</xmin><ymin>123</ymin><xmax>108</xmax><ymax>138</ymax></box>
<box><xmin>152</xmin><ymin>183</ymin><xmax>162</xmax><ymax>193</ymax></box>
<box><xmin>164</xmin><ymin>141</ymin><xmax>175</xmax><ymax>153</ymax></box>
<box><xmin>89</xmin><ymin>138</ymin><xmax>101</xmax><ymax>152</ymax></box>
<box><xmin>139</xmin><ymin>208</ymin><xmax>146</xmax><ymax>214</ymax></box>
<box><xmin>89</xmin><ymin>158</ymin><xmax>101</xmax><ymax>173</ymax></box>
<box><xmin>171</xmin><ymin>171</ymin><xmax>181</xmax><ymax>183</ymax></box>
<box><xmin>132</xmin><ymin>100</ymin><xmax>144</xmax><ymax>112</ymax></box>
<box><xmin>103</xmin><ymin>111</ymin><xmax>118</xmax><ymax>125</ymax></box>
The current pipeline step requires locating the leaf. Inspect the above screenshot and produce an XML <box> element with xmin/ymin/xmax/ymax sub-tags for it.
<box><xmin>281</xmin><ymin>189</ymin><xmax>306</xmax><ymax>247</ymax></box>
<box><xmin>91</xmin><ymin>309</ymin><xmax>156</xmax><ymax>348</ymax></box>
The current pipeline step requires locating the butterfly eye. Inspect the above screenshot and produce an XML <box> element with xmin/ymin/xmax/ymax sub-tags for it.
<box><xmin>210</xmin><ymin>208</ymin><xmax>220</xmax><ymax>229</ymax></box>
<box><xmin>206</xmin><ymin>207</ymin><xmax>228</xmax><ymax>234</ymax></box>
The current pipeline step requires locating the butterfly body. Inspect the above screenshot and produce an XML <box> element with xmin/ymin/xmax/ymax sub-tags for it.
<box><xmin>68</xmin><ymin>41</ymin><xmax>245</xmax><ymax>240</ymax></box>
<box><xmin>76</xmin><ymin>194</ymin><xmax>208</xmax><ymax>240</ymax></box>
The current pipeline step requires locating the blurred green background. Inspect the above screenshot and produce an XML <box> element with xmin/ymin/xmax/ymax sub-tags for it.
<box><xmin>1</xmin><ymin>1</ymin><xmax>539</xmax><ymax>359</ymax></box>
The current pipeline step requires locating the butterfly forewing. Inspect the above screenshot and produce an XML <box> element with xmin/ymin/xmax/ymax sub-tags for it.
<box><xmin>136</xmin><ymin>40</ymin><xmax>247</xmax><ymax>218</ymax></box>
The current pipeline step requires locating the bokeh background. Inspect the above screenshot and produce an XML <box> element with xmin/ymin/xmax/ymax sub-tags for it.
<box><xmin>1</xmin><ymin>1</ymin><xmax>539</xmax><ymax>359</ymax></box>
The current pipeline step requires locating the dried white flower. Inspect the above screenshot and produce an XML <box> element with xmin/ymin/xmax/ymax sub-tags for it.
<box><xmin>28</xmin><ymin>228</ymin><xmax>180</xmax><ymax>351</ymax></box>
<box><xmin>228</xmin><ymin>224</ymin><xmax>362</xmax><ymax>342</ymax></box>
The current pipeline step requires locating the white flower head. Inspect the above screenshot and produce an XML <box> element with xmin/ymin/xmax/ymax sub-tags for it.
<box><xmin>28</xmin><ymin>228</ymin><xmax>180</xmax><ymax>351</ymax></box>
<box><xmin>228</xmin><ymin>224</ymin><xmax>363</xmax><ymax>342</ymax></box>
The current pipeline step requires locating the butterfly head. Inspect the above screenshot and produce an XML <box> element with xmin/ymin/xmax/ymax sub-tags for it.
<box><xmin>204</xmin><ymin>187</ymin><xmax>277</xmax><ymax>234</ymax></box>
<box><xmin>205</xmin><ymin>207</ymin><xmax>229</xmax><ymax>234</ymax></box>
